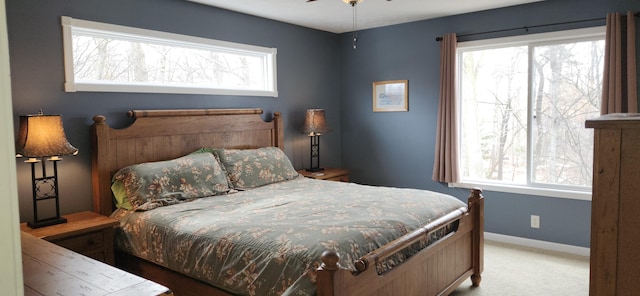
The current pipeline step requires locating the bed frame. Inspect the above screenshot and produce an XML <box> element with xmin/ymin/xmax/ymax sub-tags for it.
<box><xmin>91</xmin><ymin>108</ymin><xmax>484</xmax><ymax>296</ymax></box>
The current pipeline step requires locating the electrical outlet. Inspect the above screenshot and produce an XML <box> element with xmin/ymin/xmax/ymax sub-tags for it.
<box><xmin>531</xmin><ymin>215</ymin><xmax>540</xmax><ymax>229</ymax></box>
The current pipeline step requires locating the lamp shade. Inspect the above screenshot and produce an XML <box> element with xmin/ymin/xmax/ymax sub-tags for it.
<box><xmin>15</xmin><ymin>113</ymin><xmax>78</xmax><ymax>158</ymax></box>
<box><xmin>302</xmin><ymin>109</ymin><xmax>332</xmax><ymax>136</ymax></box>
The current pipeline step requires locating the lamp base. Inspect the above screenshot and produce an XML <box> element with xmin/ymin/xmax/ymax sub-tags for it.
<box><xmin>27</xmin><ymin>217</ymin><xmax>67</xmax><ymax>229</ymax></box>
<box><xmin>306</xmin><ymin>167</ymin><xmax>325</xmax><ymax>172</ymax></box>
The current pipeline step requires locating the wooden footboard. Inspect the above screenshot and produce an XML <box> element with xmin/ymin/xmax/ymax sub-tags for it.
<box><xmin>317</xmin><ymin>188</ymin><xmax>484</xmax><ymax>296</ymax></box>
<box><xmin>114</xmin><ymin>189</ymin><xmax>483</xmax><ymax>296</ymax></box>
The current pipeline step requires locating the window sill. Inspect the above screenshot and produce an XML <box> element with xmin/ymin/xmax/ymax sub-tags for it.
<box><xmin>449</xmin><ymin>181</ymin><xmax>592</xmax><ymax>201</ymax></box>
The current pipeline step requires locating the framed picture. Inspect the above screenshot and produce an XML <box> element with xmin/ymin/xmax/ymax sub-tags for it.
<box><xmin>372</xmin><ymin>80</ymin><xmax>408</xmax><ymax>112</ymax></box>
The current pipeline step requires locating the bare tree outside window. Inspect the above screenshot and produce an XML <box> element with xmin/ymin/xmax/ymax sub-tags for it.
<box><xmin>62</xmin><ymin>16</ymin><xmax>277</xmax><ymax>96</ymax></box>
<box><xmin>72</xmin><ymin>35</ymin><xmax>265</xmax><ymax>89</ymax></box>
<box><xmin>531</xmin><ymin>40</ymin><xmax>603</xmax><ymax>187</ymax></box>
<box><xmin>460</xmin><ymin>46</ymin><xmax>528</xmax><ymax>183</ymax></box>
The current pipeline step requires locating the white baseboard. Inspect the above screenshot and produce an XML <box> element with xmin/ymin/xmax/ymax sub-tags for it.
<box><xmin>485</xmin><ymin>232</ymin><xmax>590</xmax><ymax>257</ymax></box>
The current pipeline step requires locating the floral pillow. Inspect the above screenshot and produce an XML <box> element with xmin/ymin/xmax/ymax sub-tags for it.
<box><xmin>213</xmin><ymin>147</ymin><xmax>299</xmax><ymax>189</ymax></box>
<box><xmin>111</xmin><ymin>152</ymin><xmax>231</xmax><ymax>211</ymax></box>
<box><xmin>190</xmin><ymin>147</ymin><xmax>233</xmax><ymax>187</ymax></box>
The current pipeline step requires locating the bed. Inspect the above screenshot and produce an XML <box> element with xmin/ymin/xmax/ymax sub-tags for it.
<box><xmin>91</xmin><ymin>108</ymin><xmax>484</xmax><ymax>296</ymax></box>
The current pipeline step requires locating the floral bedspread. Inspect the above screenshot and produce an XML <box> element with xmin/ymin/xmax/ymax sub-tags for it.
<box><xmin>111</xmin><ymin>176</ymin><xmax>467</xmax><ymax>296</ymax></box>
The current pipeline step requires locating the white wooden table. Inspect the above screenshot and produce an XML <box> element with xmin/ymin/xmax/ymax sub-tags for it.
<box><xmin>21</xmin><ymin>232</ymin><xmax>173</xmax><ymax>296</ymax></box>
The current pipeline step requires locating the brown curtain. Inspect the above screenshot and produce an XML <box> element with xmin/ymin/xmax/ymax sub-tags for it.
<box><xmin>601</xmin><ymin>11</ymin><xmax>638</xmax><ymax>114</ymax></box>
<box><xmin>432</xmin><ymin>33</ymin><xmax>459</xmax><ymax>183</ymax></box>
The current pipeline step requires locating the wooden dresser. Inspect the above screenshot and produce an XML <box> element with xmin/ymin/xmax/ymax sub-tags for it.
<box><xmin>586</xmin><ymin>114</ymin><xmax>640</xmax><ymax>296</ymax></box>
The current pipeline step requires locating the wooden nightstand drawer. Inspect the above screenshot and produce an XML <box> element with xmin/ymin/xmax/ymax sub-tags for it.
<box><xmin>53</xmin><ymin>231</ymin><xmax>105</xmax><ymax>253</ymax></box>
<box><xmin>325</xmin><ymin>175</ymin><xmax>349</xmax><ymax>182</ymax></box>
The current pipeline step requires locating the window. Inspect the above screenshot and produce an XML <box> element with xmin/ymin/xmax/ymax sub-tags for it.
<box><xmin>61</xmin><ymin>16</ymin><xmax>277</xmax><ymax>96</ymax></box>
<box><xmin>456</xmin><ymin>27</ymin><xmax>605</xmax><ymax>200</ymax></box>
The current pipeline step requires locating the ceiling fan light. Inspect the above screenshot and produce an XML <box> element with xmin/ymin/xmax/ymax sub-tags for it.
<box><xmin>342</xmin><ymin>0</ymin><xmax>363</xmax><ymax>5</ymax></box>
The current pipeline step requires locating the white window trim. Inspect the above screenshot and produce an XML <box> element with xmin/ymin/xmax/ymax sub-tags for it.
<box><xmin>61</xmin><ymin>16</ymin><xmax>278</xmax><ymax>97</ymax></box>
<box><xmin>449</xmin><ymin>181</ymin><xmax>592</xmax><ymax>201</ymax></box>
<box><xmin>452</xmin><ymin>26</ymin><xmax>605</xmax><ymax>201</ymax></box>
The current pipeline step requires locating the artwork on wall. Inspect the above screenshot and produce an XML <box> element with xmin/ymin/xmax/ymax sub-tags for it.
<box><xmin>372</xmin><ymin>80</ymin><xmax>408</xmax><ymax>112</ymax></box>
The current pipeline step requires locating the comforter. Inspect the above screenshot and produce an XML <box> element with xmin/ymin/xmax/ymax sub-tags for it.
<box><xmin>112</xmin><ymin>176</ymin><xmax>467</xmax><ymax>296</ymax></box>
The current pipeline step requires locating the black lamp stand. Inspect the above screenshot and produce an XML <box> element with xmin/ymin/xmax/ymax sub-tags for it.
<box><xmin>26</xmin><ymin>157</ymin><xmax>67</xmax><ymax>228</ymax></box>
<box><xmin>307</xmin><ymin>134</ymin><xmax>324</xmax><ymax>172</ymax></box>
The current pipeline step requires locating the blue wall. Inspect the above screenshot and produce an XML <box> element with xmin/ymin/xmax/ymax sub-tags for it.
<box><xmin>7</xmin><ymin>0</ymin><xmax>640</xmax><ymax>248</ymax></box>
<box><xmin>340</xmin><ymin>0</ymin><xmax>640</xmax><ymax>247</ymax></box>
<box><xmin>6</xmin><ymin>0</ymin><xmax>342</xmax><ymax>221</ymax></box>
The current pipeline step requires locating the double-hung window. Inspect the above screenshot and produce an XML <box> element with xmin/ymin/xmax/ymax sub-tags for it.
<box><xmin>455</xmin><ymin>27</ymin><xmax>605</xmax><ymax>200</ymax></box>
<box><xmin>61</xmin><ymin>16</ymin><xmax>277</xmax><ymax>97</ymax></box>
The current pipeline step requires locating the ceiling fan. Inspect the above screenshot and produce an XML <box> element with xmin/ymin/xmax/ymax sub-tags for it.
<box><xmin>306</xmin><ymin>0</ymin><xmax>391</xmax><ymax>48</ymax></box>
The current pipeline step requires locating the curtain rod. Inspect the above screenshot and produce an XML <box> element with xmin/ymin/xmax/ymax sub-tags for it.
<box><xmin>435</xmin><ymin>12</ymin><xmax>639</xmax><ymax>41</ymax></box>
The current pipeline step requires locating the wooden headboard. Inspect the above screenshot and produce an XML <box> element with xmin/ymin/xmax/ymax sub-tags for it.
<box><xmin>91</xmin><ymin>108</ymin><xmax>284</xmax><ymax>216</ymax></box>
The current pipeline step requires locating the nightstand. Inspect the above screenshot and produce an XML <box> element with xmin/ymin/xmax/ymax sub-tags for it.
<box><xmin>297</xmin><ymin>167</ymin><xmax>350</xmax><ymax>182</ymax></box>
<box><xmin>21</xmin><ymin>211</ymin><xmax>119</xmax><ymax>265</ymax></box>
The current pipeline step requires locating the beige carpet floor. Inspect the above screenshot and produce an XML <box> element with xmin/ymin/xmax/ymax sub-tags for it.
<box><xmin>450</xmin><ymin>240</ymin><xmax>590</xmax><ymax>296</ymax></box>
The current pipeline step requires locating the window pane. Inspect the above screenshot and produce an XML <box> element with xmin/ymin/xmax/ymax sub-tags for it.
<box><xmin>460</xmin><ymin>46</ymin><xmax>528</xmax><ymax>183</ymax></box>
<box><xmin>72</xmin><ymin>35</ymin><xmax>268</xmax><ymax>90</ymax></box>
<box><xmin>531</xmin><ymin>40</ymin><xmax>604</xmax><ymax>187</ymax></box>
<box><xmin>62</xmin><ymin>16</ymin><xmax>277</xmax><ymax>96</ymax></box>
<box><xmin>457</xmin><ymin>28</ymin><xmax>605</xmax><ymax>194</ymax></box>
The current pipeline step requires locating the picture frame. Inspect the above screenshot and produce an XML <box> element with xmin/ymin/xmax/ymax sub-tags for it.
<box><xmin>372</xmin><ymin>80</ymin><xmax>408</xmax><ymax>112</ymax></box>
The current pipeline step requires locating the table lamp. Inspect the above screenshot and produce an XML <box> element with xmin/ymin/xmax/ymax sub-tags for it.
<box><xmin>301</xmin><ymin>109</ymin><xmax>331</xmax><ymax>172</ymax></box>
<box><xmin>15</xmin><ymin>111</ymin><xmax>78</xmax><ymax>228</ymax></box>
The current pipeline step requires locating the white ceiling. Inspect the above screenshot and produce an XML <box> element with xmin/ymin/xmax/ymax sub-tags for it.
<box><xmin>188</xmin><ymin>0</ymin><xmax>543</xmax><ymax>34</ymax></box>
